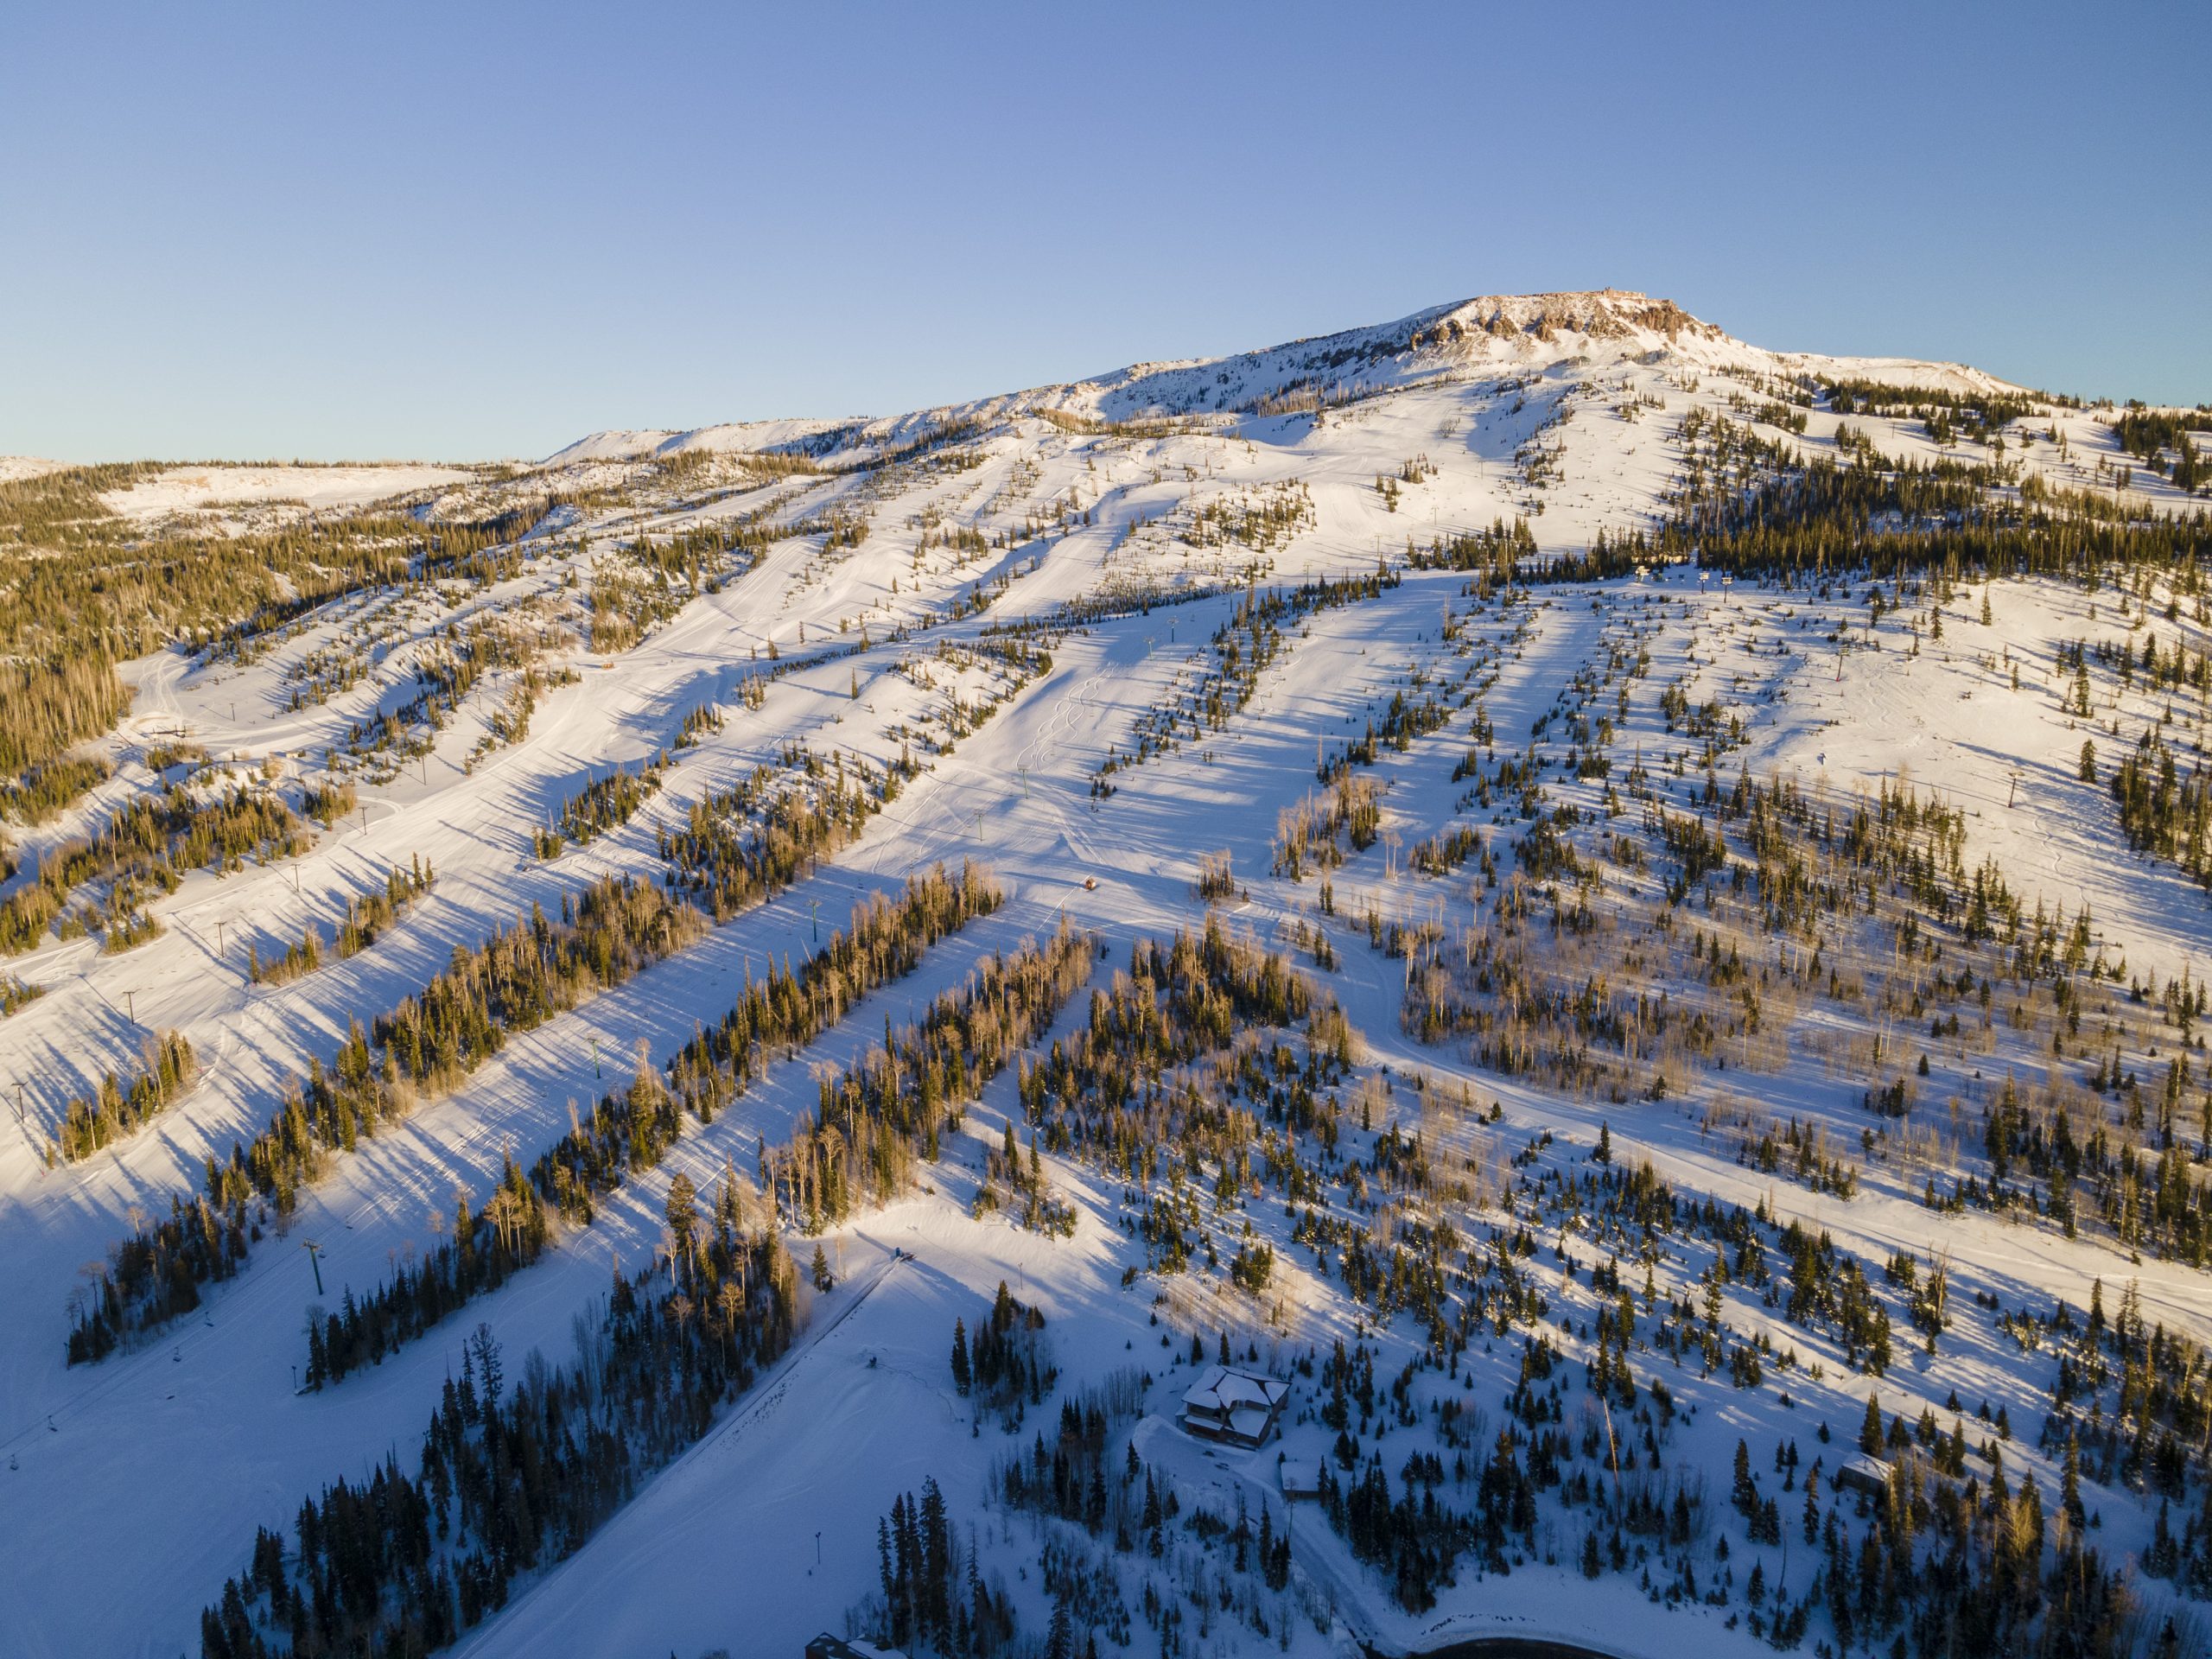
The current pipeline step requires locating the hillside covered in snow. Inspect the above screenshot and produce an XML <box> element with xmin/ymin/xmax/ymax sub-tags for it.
<box><xmin>2</xmin><ymin>289</ymin><xmax>2211</xmax><ymax>1659</ymax></box>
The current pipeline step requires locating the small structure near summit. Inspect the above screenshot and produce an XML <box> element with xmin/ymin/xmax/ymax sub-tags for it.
<box><xmin>1179</xmin><ymin>1364</ymin><xmax>1288</xmax><ymax>1449</ymax></box>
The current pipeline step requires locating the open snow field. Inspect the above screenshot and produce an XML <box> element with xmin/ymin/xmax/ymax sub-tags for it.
<box><xmin>99</xmin><ymin>463</ymin><xmax>481</xmax><ymax>531</ymax></box>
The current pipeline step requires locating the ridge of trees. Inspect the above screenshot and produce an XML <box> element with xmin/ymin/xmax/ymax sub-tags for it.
<box><xmin>49</xmin><ymin>1029</ymin><xmax>196</xmax><ymax>1166</ymax></box>
<box><xmin>72</xmin><ymin>732</ymin><xmax>912</xmax><ymax>1362</ymax></box>
<box><xmin>249</xmin><ymin>860</ymin><xmax>436</xmax><ymax>987</ymax></box>
<box><xmin>67</xmin><ymin>872</ymin><xmax>704</xmax><ymax>1363</ymax></box>
<box><xmin>308</xmin><ymin>863</ymin><xmax>1001</xmax><ymax>1386</ymax></box>
<box><xmin>201</xmin><ymin>1232</ymin><xmax>802</xmax><ymax>1658</ymax></box>
<box><xmin>532</xmin><ymin>756</ymin><xmax>668</xmax><ymax>859</ymax></box>
<box><xmin>0</xmin><ymin>783</ymin><xmax>308</xmax><ymax>956</ymax></box>
<box><xmin>194</xmin><ymin>921</ymin><xmax>1091</xmax><ymax>1659</ymax></box>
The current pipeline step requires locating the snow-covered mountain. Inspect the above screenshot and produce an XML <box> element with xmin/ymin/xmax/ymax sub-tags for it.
<box><xmin>2</xmin><ymin>292</ymin><xmax>2209</xmax><ymax>1659</ymax></box>
<box><xmin>549</xmin><ymin>287</ymin><xmax>2025</xmax><ymax>465</ymax></box>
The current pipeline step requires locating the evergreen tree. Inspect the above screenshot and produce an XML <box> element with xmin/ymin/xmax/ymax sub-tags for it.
<box><xmin>664</xmin><ymin>1172</ymin><xmax>697</xmax><ymax>1267</ymax></box>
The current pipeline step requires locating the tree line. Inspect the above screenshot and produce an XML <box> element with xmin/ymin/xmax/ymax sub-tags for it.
<box><xmin>196</xmin><ymin>923</ymin><xmax>1096</xmax><ymax>1656</ymax></box>
<box><xmin>67</xmin><ymin>872</ymin><xmax>704</xmax><ymax>1363</ymax></box>
<box><xmin>532</xmin><ymin>756</ymin><xmax>667</xmax><ymax>859</ymax></box>
<box><xmin>251</xmin><ymin>860</ymin><xmax>437</xmax><ymax>987</ymax></box>
<box><xmin>202</xmin><ymin>1228</ymin><xmax>802</xmax><ymax>1658</ymax></box>
<box><xmin>308</xmin><ymin>863</ymin><xmax>1001</xmax><ymax>1386</ymax></box>
<box><xmin>1</xmin><ymin>783</ymin><xmax>308</xmax><ymax>956</ymax></box>
<box><xmin>49</xmin><ymin>1029</ymin><xmax>196</xmax><ymax>1168</ymax></box>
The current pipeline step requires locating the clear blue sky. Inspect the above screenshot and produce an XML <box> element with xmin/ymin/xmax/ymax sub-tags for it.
<box><xmin>3</xmin><ymin>2</ymin><xmax>2204</xmax><ymax>462</ymax></box>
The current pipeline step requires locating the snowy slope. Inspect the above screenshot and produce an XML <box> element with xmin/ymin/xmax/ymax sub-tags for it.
<box><xmin>3</xmin><ymin>291</ymin><xmax>2209</xmax><ymax>1659</ymax></box>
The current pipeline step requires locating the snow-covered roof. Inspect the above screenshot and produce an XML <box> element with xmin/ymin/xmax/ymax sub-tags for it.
<box><xmin>1227</xmin><ymin>1404</ymin><xmax>1273</xmax><ymax>1440</ymax></box>
<box><xmin>1836</xmin><ymin>1453</ymin><xmax>1893</xmax><ymax>1490</ymax></box>
<box><xmin>805</xmin><ymin>1635</ymin><xmax>906</xmax><ymax>1659</ymax></box>
<box><xmin>1182</xmin><ymin>1364</ymin><xmax>1288</xmax><ymax>1416</ymax></box>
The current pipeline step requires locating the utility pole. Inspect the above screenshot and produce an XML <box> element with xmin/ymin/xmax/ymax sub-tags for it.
<box><xmin>303</xmin><ymin>1241</ymin><xmax>324</xmax><ymax>1296</ymax></box>
<box><xmin>809</xmin><ymin>897</ymin><xmax>821</xmax><ymax>941</ymax></box>
<box><xmin>591</xmin><ymin>1037</ymin><xmax>602</xmax><ymax>1079</ymax></box>
<box><xmin>123</xmin><ymin>991</ymin><xmax>135</xmax><ymax>1027</ymax></box>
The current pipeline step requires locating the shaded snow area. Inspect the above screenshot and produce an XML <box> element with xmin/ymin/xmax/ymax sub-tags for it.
<box><xmin>4</xmin><ymin>290</ymin><xmax>2211</xmax><ymax>1659</ymax></box>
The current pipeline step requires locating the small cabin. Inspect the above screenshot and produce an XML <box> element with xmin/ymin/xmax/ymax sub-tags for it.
<box><xmin>1834</xmin><ymin>1454</ymin><xmax>1891</xmax><ymax>1501</ymax></box>
<box><xmin>1180</xmin><ymin>1364</ymin><xmax>1288</xmax><ymax>1449</ymax></box>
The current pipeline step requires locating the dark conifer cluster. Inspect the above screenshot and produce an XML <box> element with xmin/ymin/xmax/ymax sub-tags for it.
<box><xmin>204</xmin><ymin>1223</ymin><xmax>801</xmax><ymax>1659</ymax></box>
<box><xmin>950</xmin><ymin>1281</ymin><xmax>1055</xmax><ymax>1420</ymax></box>
<box><xmin>69</xmin><ymin>873</ymin><xmax>703</xmax><ymax>1363</ymax></box>
<box><xmin>1412</xmin><ymin>516</ymin><xmax>1655</xmax><ymax>589</ymax></box>
<box><xmin>304</xmin><ymin>1155</ymin><xmax>547</xmax><ymax>1389</ymax></box>
<box><xmin>308</xmin><ymin>865</ymin><xmax>1002</xmax><ymax>1385</ymax></box>
<box><xmin>2113</xmin><ymin>409</ymin><xmax>2212</xmax><ymax>492</ymax></box>
<box><xmin>2037</xmin><ymin>1277</ymin><xmax>2212</xmax><ymax>1601</ymax></box>
<box><xmin>2109</xmin><ymin>721</ymin><xmax>2212</xmax><ymax>886</ymax></box>
<box><xmin>298</xmin><ymin>779</ymin><xmax>356</xmax><ymax>829</ymax></box>
<box><xmin>0</xmin><ymin>783</ymin><xmax>308</xmax><ymax>955</ymax></box>
<box><xmin>531</xmin><ymin>755</ymin><xmax>667</xmax><ymax>859</ymax></box>
<box><xmin>49</xmin><ymin>1028</ymin><xmax>196</xmax><ymax>1167</ymax></box>
<box><xmin>1822</xmin><ymin>377</ymin><xmax>2044</xmax><ymax>434</ymax></box>
<box><xmin>657</xmin><ymin>746</ymin><xmax>893</xmax><ymax>920</ymax></box>
<box><xmin>250</xmin><ymin>859</ymin><xmax>436</xmax><ymax>987</ymax></box>
<box><xmin>768</xmin><ymin>924</ymin><xmax>1096</xmax><ymax>1232</ymax></box>
<box><xmin>1653</xmin><ymin>409</ymin><xmax>2212</xmax><ymax>582</ymax></box>
<box><xmin>868</xmin><ymin>1371</ymin><xmax>1155</xmax><ymax>1657</ymax></box>
<box><xmin>0</xmin><ymin>752</ymin><xmax>112</xmax><ymax>823</ymax></box>
<box><xmin>869</xmin><ymin>1478</ymin><xmax>1020</xmax><ymax>1658</ymax></box>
